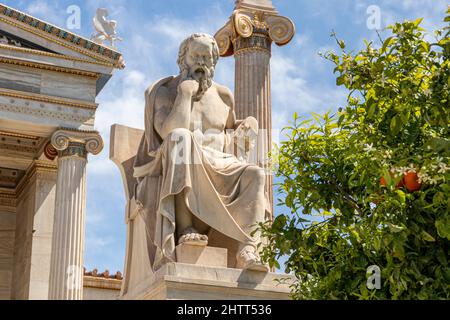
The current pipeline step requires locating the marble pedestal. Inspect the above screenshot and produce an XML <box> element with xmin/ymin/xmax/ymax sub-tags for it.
<box><xmin>176</xmin><ymin>244</ymin><xmax>228</xmax><ymax>268</ymax></box>
<box><xmin>121</xmin><ymin>263</ymin><xmax>294</xmax><ymax>300</ymax></box>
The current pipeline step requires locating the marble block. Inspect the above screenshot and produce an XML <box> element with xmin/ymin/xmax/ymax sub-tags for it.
<box><xmin>176</xmin><ymin>244</ymin><xmax>227</xmax><ymax>268</ymax></box>
<box><xmin>121</xmin><ymin>263</ymin><xmax>295</xmax><ymax>300</ymax></box>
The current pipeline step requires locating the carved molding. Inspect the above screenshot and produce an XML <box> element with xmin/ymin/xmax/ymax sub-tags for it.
<box><xmin>0</xmin><ymin>88</ymin><xmax>98</xmax><ymax>110</ymax></box>
<box><xmin>0</xmin><ymin>103</ymin><xmax>94</xmax><ymax>124</ymax></box>
<box><xmin>0</xmin><ymin>129</ymin><xmax>40</xmax><ymax>140</ymax></box>
<box><xmin>51</xmin><ymin>128</ymin><xmax>103</xmax><ymax>159</ymax></box>
<box><xmin>0</xmin><ymin>56</ymin><xmax>100</xmax><ymax>78</ymax></box>
<box><xmin>0</xmin><ymin>129</ymin><xmax>45</xmax><ymax>157</ymax></box>
<box><xmin>215</xmin><ymin>9</ymin><xmax>295</xmax><ymax>57</ymax></box>
<box><xmin>0</xmin><ymin>44</ymin><xmax>114</xmax><ymax>68</ymax></box>
<box><xmin>0</xmin><ymin>190</ymin><xmax>15</xmax><ymax>207</ymax></box>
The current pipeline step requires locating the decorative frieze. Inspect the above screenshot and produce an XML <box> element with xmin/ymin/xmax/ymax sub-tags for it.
<box><xmin>0</xmin><ymin>89</ymin><xmax>98</xmax><ymax>110</ymax></box>
<box><xmin>0</xmin><ymin>91</ymin><xmax>96</xmax><ymax>127</ymax></box>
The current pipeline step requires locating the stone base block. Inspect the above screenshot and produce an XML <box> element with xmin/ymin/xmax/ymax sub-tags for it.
<box><xmin>176</xmin><ymin>244</ymin><xmax>227</xmax><ymax>268</ymax></box>
<box><xmin>121</xmin><ymin>263</ymin><xmax>295</xmax><ymax>300</ymax></box>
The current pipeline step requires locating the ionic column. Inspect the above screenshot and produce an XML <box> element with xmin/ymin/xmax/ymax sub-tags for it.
<box><xmin>215</xmin><ymin>0</ymin><xmax>295</xmax><ymax>214</ymax></box>
<box><xmin>48</xmin><ymin>129</ymin><xmax>103</xmax><ymax>300</ymax></box>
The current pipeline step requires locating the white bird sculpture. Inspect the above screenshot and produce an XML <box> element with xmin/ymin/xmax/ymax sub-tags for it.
<box><xmin>91</xmin><ymin>8</ymin><xmax>122</xmax><ymax>49</ymax></box>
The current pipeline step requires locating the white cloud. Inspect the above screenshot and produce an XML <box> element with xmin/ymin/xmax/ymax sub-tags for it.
<box><xmin>24</xmin><ymin>0</ymin><xmax>66</xmax><ymax>27</ymax></box>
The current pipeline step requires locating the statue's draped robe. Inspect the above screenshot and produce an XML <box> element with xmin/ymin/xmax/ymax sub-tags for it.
<box><xmin>133</xmin><ymin>77</ymin><xmax>271</xmax><ymax>270</ymax></box>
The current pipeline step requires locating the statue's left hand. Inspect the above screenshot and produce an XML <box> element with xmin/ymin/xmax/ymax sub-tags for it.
<box><xmin>236</xmin><ymin>117</ymin><xmax>258</xmax><ymax>136</ymax></box>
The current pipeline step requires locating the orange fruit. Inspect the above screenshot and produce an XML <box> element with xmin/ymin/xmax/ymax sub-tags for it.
<box><xmin>404</xmin><ymin>172</ymin><xmax>421</xmax><ymax>192</ymax></box>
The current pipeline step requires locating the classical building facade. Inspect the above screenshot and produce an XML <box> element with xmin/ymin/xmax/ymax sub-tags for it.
<box><xmin>0</xmin><ymin>3</ymin><xmax>123</xmax><ymax>300</ymax></box>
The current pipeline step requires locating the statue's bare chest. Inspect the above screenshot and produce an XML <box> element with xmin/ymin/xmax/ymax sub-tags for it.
<box><xmin>190</xmin><ymin>91</ymin><xmax>230</xmax><ymax>132</ymax></box>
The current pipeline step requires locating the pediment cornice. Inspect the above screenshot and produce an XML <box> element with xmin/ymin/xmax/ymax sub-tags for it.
<box><xmin>0</xmin><ymin>3</ymin><xmax>123</xmax><ymax>69</ymax></box>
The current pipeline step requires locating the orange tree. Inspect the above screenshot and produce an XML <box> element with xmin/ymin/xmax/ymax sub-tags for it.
<box><xmin>260</xmin><ymin>9</ymin><xmax>450</xmax><ymax>299</ymax></box>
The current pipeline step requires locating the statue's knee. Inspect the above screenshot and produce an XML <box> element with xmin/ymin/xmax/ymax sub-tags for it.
<box><xmin>244</xmin><ymin>166</ymin><xmax>266</xmax><ymax>186</ymax></box>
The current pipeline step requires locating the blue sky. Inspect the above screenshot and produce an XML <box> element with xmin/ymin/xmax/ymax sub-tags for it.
<box><xmin>4</xmin><ymin>0</ymin><xmax>449</xmax><ymax>273</ymax></box>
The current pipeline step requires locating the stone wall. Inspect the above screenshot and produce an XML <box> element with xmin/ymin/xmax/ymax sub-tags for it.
<box><xmin>83</xmin><ymin>276</ymin><xmax>121</xmax><ymax>300</ymax></box>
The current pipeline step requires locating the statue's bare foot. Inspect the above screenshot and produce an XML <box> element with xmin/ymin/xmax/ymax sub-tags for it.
<box><xmin>236</xmin><ymin>246</ymin><xmax>269</xmax><ymax>273</ymax></box>
<box><xmin>179</xmin><ymin>227</ymin><xmax>208</xmax><ymax>246</ymax></box>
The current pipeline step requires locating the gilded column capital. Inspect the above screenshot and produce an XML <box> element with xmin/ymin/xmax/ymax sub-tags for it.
<box><xmin>51</xmin><ymin>128</ymin><xmax>103</xmax><ymax>159</ymax></box>
<box><xmin>215</xmin><ymin>8</ymin><xmax>295</xmax><ymax>57</ymax></box>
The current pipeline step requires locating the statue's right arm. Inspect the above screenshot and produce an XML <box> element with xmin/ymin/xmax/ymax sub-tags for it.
<box><xmin>154</xmin><ymin>83</ymin><xmax>193</xmax><ymax>140</ymax></box>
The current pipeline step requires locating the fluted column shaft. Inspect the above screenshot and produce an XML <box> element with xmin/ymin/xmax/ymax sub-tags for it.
<box><xmin>48</xmin><ymin>148</ymin><xmax>87</xmax><ymax>300</ymax></box>
<box><xmin>234</xmin><ymin>35</ymin><xmax>273</xmax><ymax>208</ymax></box>
<box><xmin>48</xmin><ymin>129</ymin><xmax>103</xmax><ymax>300</ymax></box>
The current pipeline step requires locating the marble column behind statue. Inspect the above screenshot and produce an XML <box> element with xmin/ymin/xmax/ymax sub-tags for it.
<box><xmin>48</xmin><ymin>129</ymin><xmax>103</xmax><ymax>300</ymax></box>
<box><xmin>215</xmin><ymin>2</ymin><xmax>296</xmax><ymax>214</ymax></box>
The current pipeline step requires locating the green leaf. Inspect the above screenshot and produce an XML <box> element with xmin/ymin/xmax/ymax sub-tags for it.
<box><xmin>388</xmin><ymin>224</ymin><xmax>405</xmax><ymax>233</ymax></box>
<box><xmin>436</xmin><ymin>216</ymin><xmax>450</xmax><ymax>240</ymax></box>
<box><xmin>393</xmin><ymin>241</ymin><xmax>405</xmax><ymax>260</ymax></box>
<box><xmin>367</xmin><ymin>103</ymin><xmax>377</xmax><ymax>118</ymax></box>
<box><xmin>395</xmin><ymin>190</ymin><xmax>406</xmax><ymax>204</ymax></box>
<box><xmin>420</xmin><ymin>41</ymin><xmax>430</xmax><ymax>53</ymax></box>
<box><xmin>381</xmin><ymin>37</ymin><xmax>394</xmax><ymax>53</ymax></box>
<box><xmin>390</xmin><ymin>114</ymin><xmax>403</xmax><ymax>136</ymax></box>
<box><xmin>420</xmin><ymin>231</ymin><xmax>436</xmax><ymax>242</ymax></box>
<box><xmin>336</xmin><ymin>76</ymin><xmax>345</xmax><ymax>86</ymax></box>
<box><xmin>413</xmin><ymin>18</ymin><xmax>424</xmax><ymax>27</ymax></box>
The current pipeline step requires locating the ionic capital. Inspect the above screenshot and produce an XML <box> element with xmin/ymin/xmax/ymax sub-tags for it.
<box><xmin>51</xmin><ymin>128</ymin><xmax>103</xmax><ymax>159</ymax></box>
<box><xmin>215</xmin><ymin>8</ymin><xmax>295</xmax><ymax>57</ymax></box>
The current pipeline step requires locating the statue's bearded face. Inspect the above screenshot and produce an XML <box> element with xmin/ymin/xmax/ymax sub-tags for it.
<box><xmin>179</xmin><ymin>36</ymin><xmax>218</xmax><ymax>101</ymax></box>
<box><xmin>185</xmin><ymin>39</ymin><xmax>215</xmax><ymax>81</ymax></box>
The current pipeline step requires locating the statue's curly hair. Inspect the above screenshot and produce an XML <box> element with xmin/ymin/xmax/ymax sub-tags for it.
<box><xmin>177</xmin><ymin>33</ymin><xmax>219</xmax><ymax>75</ymax></box>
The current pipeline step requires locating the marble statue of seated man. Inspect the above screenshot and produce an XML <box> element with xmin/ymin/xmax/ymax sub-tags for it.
<box><xmin>133</xmin><ymin>33</ymin><xmax>271</xmax><ymax>272</ymax></box>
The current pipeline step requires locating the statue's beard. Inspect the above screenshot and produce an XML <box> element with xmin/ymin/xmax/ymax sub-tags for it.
<box><xmin>181</xmin><ymin>65</ymin><xmax>214</xmax><ymax>101</ymax></box>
